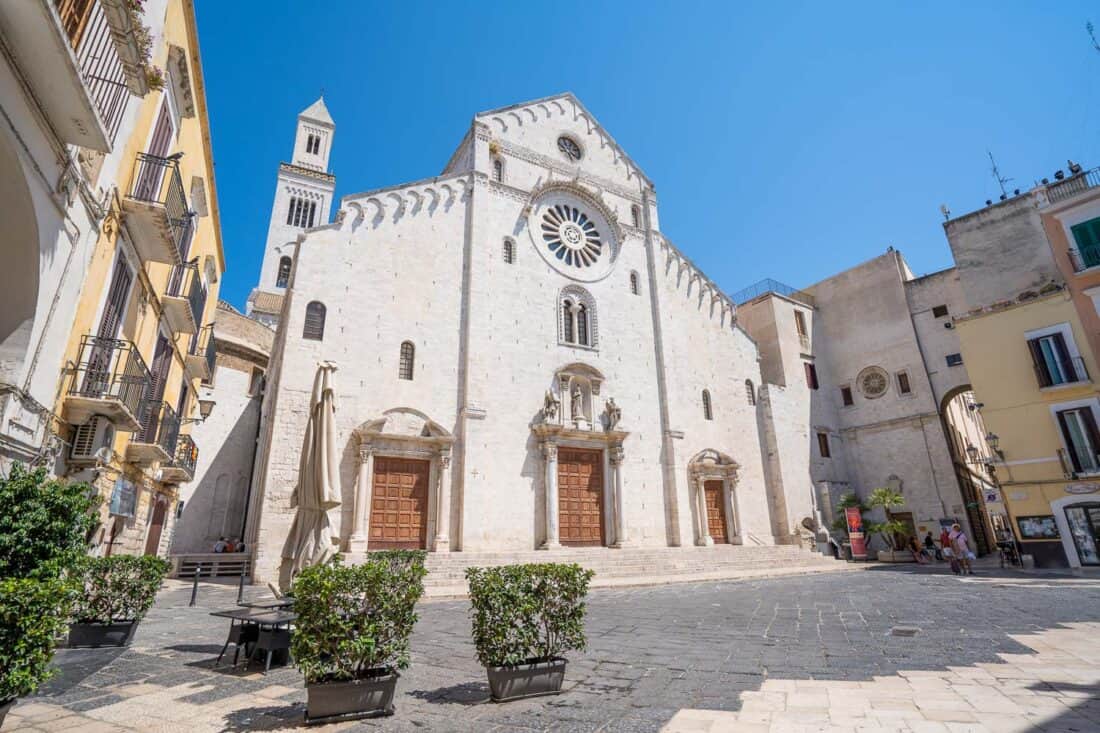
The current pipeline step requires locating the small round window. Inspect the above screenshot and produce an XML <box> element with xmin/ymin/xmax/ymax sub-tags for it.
<box><xmin>858</xmin><ymin>367</ymin><xmax>889</xmax><ymax>399</ymax></box>
<box><xmin>557</xmin><ymin>135</ymin><xmax>582</xmax><ymax>162</ymax></box>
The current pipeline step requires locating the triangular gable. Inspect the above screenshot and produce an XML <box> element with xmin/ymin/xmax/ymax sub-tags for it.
<box><xmin>473</xmin><ymin>92</ymin><xmax>652</xmax><ymax>187</ymax></box>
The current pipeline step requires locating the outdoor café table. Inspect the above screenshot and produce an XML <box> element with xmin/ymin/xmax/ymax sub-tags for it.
<box><xmin>210</xmin><ymin>608</ymin><xmax>297</xmax><ymax>672</ymax></box>
<box><xmin>237</xmin><ymin>598</ymin><xmax>295</xmax><ymax>610</ymax></box>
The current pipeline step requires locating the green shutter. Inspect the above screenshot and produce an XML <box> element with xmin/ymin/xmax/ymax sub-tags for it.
<box><xmin>1073</xmin><ymin>218</ymin><xmax>1100</xmax><ymax>268</ymax></box>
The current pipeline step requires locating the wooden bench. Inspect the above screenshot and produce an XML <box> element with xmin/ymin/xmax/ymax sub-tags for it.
<box><xmin>171</xmin><ymin>553</ymin><xmax>252</xmax><ymax>579</ymax></box>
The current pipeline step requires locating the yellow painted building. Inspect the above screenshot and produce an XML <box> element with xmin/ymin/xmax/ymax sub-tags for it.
<box><xmin>946</xmin><ymin>180</ymin><xmax>1100</xmax><ymax>568</ymax></box>
<box><xmin>53</xmin><ymin>0</ymin><xmax>224</xmax><ymax>557</ymax></box>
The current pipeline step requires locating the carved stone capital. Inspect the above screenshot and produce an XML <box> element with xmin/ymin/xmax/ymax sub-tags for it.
<box><xmin>357</xmin><ymin>443</ymin><xmax>373</xmax><ymax>463</ymax></box>
<box><xmin>609</xmin><ymin>444</ymin><xmax>625</xmax><ymax>466</ymax></box>
<box><xmin>440</xmin><ymin>451</ymin><xmax>452</xmax><ymax>470</ymax></box>
<box><xmin>542</xmin><ymin>441</ymin><xmax>558</xmax><ymax>461</ymax></box>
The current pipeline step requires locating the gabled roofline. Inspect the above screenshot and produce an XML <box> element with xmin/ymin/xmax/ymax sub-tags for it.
<box><xmin>475</xmin><ymin>92</ymin><xmax>653</xmax><ymax>188</ymax></box>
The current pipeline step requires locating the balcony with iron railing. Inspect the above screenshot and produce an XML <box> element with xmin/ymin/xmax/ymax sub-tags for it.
<box><xmin>126</xmin><ymin>400</ymin><xmax>180</xmax><ymax>466</ymax></box>
<box><xmin>161</xmin><ymin>433</ymin><xmax>197</xmax><ymax>482</ymax></box>
<box><xmin>185</xmin><ymin>325</ymin><xmax>216</xmax><ymax>382</ymax></box>
<box><xmin>1046</xmin><ymin>168</ymin><xmax>1100</xmax><ymax>206</ymax></box>
<box><xmin>0</xmin><ymin>0</ymin><xmax>135</xmax><ymax>151</ymax></box>
<box><xmin>122</xmin><ymin>153</ymin><xmax>193</xmax><ymax>266</ymax></box>
<box><xmin>163</xmin><ymin>261</ymin><xmax>207</xmax><ymax>335</ymax></box>
<box><xmin>62</xmin><ymin>335</ymin><xmax>150</xmax><ymax>432</ymax></box>
<box><xmin>1068</xmin><ymin>242</ymin><xmax>1100</xmax><ymax>273</ymax></box>
<box><xmin>1034</xmin><ymin>355</ymin><xmax>1091</xmax><ymax>390</ymax></box>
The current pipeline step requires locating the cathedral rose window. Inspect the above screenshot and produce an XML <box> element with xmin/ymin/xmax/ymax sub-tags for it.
<box><xmin>541</xmin><ymin>205</ymin><xmax>603</xmax><ymax>267</ymax></box>
<box><xmin>526</xmin><ymin>187</ymin><xmax>618</xmax><ymax>282</ymax></box>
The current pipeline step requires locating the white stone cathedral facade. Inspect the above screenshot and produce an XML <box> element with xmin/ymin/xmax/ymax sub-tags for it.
<box><xmin>241</xmin><ymin>94</ymin><xmax>991</xmax><ymax>583</ymax></box>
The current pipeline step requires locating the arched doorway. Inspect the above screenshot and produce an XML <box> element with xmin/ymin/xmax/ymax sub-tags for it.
<box><xmin>941</xmin><ymin>386</ymin><xmax>997</xmax><ymax>555</ymax></box>
<box><xmin>0</xmin><ymin>126</ymin><xmax>41</xmax><ymax>385</ymax></box>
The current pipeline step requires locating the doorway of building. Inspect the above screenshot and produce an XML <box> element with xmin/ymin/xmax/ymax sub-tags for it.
<box><xmin>369</xmin><ymin>456</ymin><xmax>430</xmax><ymax>549</ymax></box>
<box><xmin>1065</xmin><ymin>504</ymin><xmax>1100</xmax><ymax>565</ymax></box>
<box><xmin>558</xmin><ymin>447</ymin><xmax>604</xmax><ymax>546</ymax></box>
<box><xmin>144</xmin><ymin>499</ymin><xmax>167</xmax><ymax>556</ymax></box>
<box><xmin>704</xmin><ymin>480</ymin><xmax>729</xmax><ymax>543</ymax></box>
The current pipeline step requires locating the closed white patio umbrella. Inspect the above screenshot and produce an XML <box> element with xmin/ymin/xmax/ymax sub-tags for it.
<box><xmin>281</xmin><ymin>361</ymin><xmax>341</xmax><ymax>585</ymax></box>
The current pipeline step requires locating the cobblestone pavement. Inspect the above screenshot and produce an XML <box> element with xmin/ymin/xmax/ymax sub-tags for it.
<box><xmin>9</xmin><ymin>564</ymin><xmax>1100</xmax><ymax>732</ymax></box>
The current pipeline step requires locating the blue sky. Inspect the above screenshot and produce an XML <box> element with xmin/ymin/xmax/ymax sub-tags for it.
<box><xmin>196</xmin><ymin>1</ymin><xmax>1099</xmax><ymax>310</ymax></box>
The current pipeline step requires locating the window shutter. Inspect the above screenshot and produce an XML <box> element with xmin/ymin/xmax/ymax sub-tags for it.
<box><xmin>1027</xmin><ymin>338</ymin><xmax>1052</xmax><ymax>387</ymax></box>
<box><xmin>98</xmin><ymin>258</ymin><xmax>133</xmax><ymax>339</ymax></box>
<box><xmin>1052</xmin><ymin>333</ymin><xmax>1076</xmax><ymax>382</ymax></box>
<box><xmin>1058</xmin><ymin>411</ymin><xmax>1084</xmax><ymax>473</ymax></box>
<box><xmin>1080</xmin><ymin>408</ymin><xmax>1100</xmax><ymax>465</ymax></box>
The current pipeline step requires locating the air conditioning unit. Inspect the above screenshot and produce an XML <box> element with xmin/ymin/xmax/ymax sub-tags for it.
<box><xmin>70</xmin><ymin>417</ymin><xmax>115</xmax><ymax>462</ymax></box>
<box><xmin>944</xmin><ymin>322</ymin><xmax>954</xmax><ymax>330</ymax></box>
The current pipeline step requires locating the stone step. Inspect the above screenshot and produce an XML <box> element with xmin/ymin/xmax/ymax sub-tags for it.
<box><xmin>382</xmin><ymin>545</ymin><xmax>853</xmax><ymax>598</ymax></box>
<box><xmin>421</xmin><ymin>561</ymin><xmax>859</xmax><ymax>600</ymax></box>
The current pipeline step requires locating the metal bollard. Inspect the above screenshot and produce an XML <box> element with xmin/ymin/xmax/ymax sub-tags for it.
<box><xmin>189</xmin><ymin>563</ymin><xmax>203</xmax><ymax>607</ymax></box>
<box><xmin>236</xmin><ymin>564</ymin><xmax>247</xmax><ymax>604</ymax></box>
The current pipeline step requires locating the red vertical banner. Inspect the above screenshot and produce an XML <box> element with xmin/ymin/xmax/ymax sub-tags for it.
<box><xmin>846</xmin><ymin>506</ymin><xmax>867</xmax><ymax>560</ymax></box>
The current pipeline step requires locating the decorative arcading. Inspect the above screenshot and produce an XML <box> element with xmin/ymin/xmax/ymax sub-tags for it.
<box><xmin>480</xmin><ymin>95</ymin><xmax>645</xmax><ymax>185</ymax></box>
<box><xmin>658</xmin><ymin>235</ymin><xmax>737</xmax><ymax>329</ymax></box>
<box><xmin>338</xmin><ymin>173</ymin><xmax>473</xmax><ymax>232</ymax></box>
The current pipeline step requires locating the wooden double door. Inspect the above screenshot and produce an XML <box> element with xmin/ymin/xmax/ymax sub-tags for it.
<box><xmin>704</xmin><ymin>480</ymin><xmax>729</xmax><ymax>543</ymax></box>
<box><xmin>558</xmin><ymin>447</ymin><xmax>605</xmax><ymax>546</ymax></box>
<box><xmin>369</xmin><ymin>456</ymin><xmax>430</xmax><ymax>549</ymax></box>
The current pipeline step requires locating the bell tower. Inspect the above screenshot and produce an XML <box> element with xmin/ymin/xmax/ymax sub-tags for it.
<box><xmin>247</xmin><ymin>96</ymin><xmax>336</xmax><ymax>328</ymax></box>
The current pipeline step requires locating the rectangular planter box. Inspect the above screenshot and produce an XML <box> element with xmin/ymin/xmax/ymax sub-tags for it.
<box><xmin>487</xmin><ymin>657</ymin><xmax>566</xmax><ymax>702</ymax></box>
<box><xmin>68</xmin><ymin>620</ymin><xmax>138</xmax><ymax>648</ymax></box>
<box><xmin>305</xmin><ymin>668</ymin><xmax>397</xmax><ymax>724</ymax></box>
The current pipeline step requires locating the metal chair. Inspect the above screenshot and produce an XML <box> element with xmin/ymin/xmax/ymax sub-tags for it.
<box><xmin>216</xmin><ymin>621</ymin><xmax>258</xmax><ymax>667</ymax></box>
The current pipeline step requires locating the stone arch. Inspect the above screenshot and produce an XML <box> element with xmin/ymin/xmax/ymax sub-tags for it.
<box><xmin>688</xmin><ymin>449</ymin><xmax>741</xmax><ymax>545</ymax></box>
<box><xmin>552</xmin><ymin>362</ymin><xmax>605</xmax><ymax>429</ymax></box>
<box><xmin>0</xmin><ymin>124</ymin><xmax>41</xmax><ymax>384</ymax></box>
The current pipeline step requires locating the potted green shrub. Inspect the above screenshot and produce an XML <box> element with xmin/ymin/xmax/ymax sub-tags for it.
<box><xmin>865</xmin><ymin>487</ymin><xmax>912</xmax><ymax>562</ymax></box>
<box><xmin>0</xmin><ymin>465</ymin><xmax>97</xmax><ymax>717</ymax></box>
<box><xmin>466</xmin><ymin>563</ymin><xmax>595</xmax><ymax>702</ymax></box>
<box><xmin>68</xmin><ymin>555</ymin><xmax>170</xmax><ymax>647</ymax></box>
<box><xmin>0</xmin><ymin>577</ymin><xmax>73</xmax><ymax>727</ymax></box>
<box><xmin>291</xmin><ymin>551</ymin><xmax>427</xmax><ymax>724</ymax></box>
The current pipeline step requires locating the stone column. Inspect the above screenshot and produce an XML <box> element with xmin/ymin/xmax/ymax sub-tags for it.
<box><xmin>724</xmin><ymin>473</ymin><xmax>740</xmax><ymax>541</ymax></box>
<box><xmin>540</xmin><ymin>441</ymin><xmax>561</xmax><ymax>549</ymax></box>
<box><xmin>694</xmin><ymin>473</ymin><xmax>713</xmax><ymax>546</ymax></box>
<box><xmin>347</xmin><ymin>443</ymin><xmax>373</xmax><ymax>553</ymax></box>
<box><xmin>434</xmin><ymin>449</ymin><xmax>452</xmax><ymax>552</ymax></box>
<box><xmin>609</xmin><ymin>444</ymin><xmax>627</xmax><ymax>548</ymax></box>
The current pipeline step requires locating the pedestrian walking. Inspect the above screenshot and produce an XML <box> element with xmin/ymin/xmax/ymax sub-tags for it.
<box><xmin>949</xmin><ymin>523</ymin><xmax>974</xmax><ymax>575</ymax></box>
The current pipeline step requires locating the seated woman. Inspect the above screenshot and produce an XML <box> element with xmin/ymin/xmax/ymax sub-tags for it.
<box><xmin>908</xmin><ymin>535</ymin><xmax>928</xmax><ymax>564</ymax></box>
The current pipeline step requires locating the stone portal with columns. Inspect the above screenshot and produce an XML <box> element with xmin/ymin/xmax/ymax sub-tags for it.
<box><xmin>688</xmin><ymin>449</ymin><xmax>741</xmax><ymax>546</ymax></box>
<box><xmin>347</xmin><ymin>408</ymin><xmax>454</xmax><ymax>553</ymax></box>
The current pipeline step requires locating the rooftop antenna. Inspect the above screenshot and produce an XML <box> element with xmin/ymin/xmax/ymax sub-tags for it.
<box><xmin>1088</xmin><ymin>22</ymin><xmax>1100</xmax><ymax>54</ymax></box>
<box><xmin>987</xmin><ymin>150</ymin><xmax>1013</xmax><ymax>197</ymax></box>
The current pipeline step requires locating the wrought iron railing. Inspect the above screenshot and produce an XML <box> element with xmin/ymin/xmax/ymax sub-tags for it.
<box><xmin>135</xmin><ymin>400</ymin><xmax>180</xmax><ymax>456</ymax></box>
<box><xmin>729</xmin><ymin>278</ymin><xmax>816</xmax><ymax>308</ymax></box>
<box><xmin>1033</xmin><ymin>355</ymin><xmax>1090</xmax><ymax>389</ymax></box>
<box><xmin>58</xmin><ymin>0</ymin><xmax>130</xmax><ymax>144</ymax></box>
<box><xmin>167</xmin><ymin>261</ymin><xmax>207</xmax><ymax>328</ymax></box>
<box><xmin>70</xmin><ymin>335</ymin><xmax>150</xmax><ymax>419</ymax></box>
<box><xmin>1069</xmin><ymin>243</ymin><xmax>1100</xmax><ymax>273</ymax></box>
<box><xmin>129</xmin><ymin>153</ymin><xmax>193</xmax><ymax>258</ymax></box>
<box><xmin>172</xmin><ymin>434</ymin><xmax>198</xmax><ymax>477</ymax></box>
<box><xmin>188</xmin><ymin>324</ymin><xmax>216</xmax><ymax>377</ymax></box>
<box><xmin>1046</xmin><ymin>168</ymin><xmax>1100</xmax><ymax>205</ymax></box>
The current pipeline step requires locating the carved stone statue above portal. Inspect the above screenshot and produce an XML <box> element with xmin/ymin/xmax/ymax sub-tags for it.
<box><xmin>542</xmin><ymin>389</ymin><xmax>560</xmax><ymax>423</ymax></box>
<box><xmin>605</xmin><ymin>397</ymin><xmax>622</xmax><ymax>431</ymax></box>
